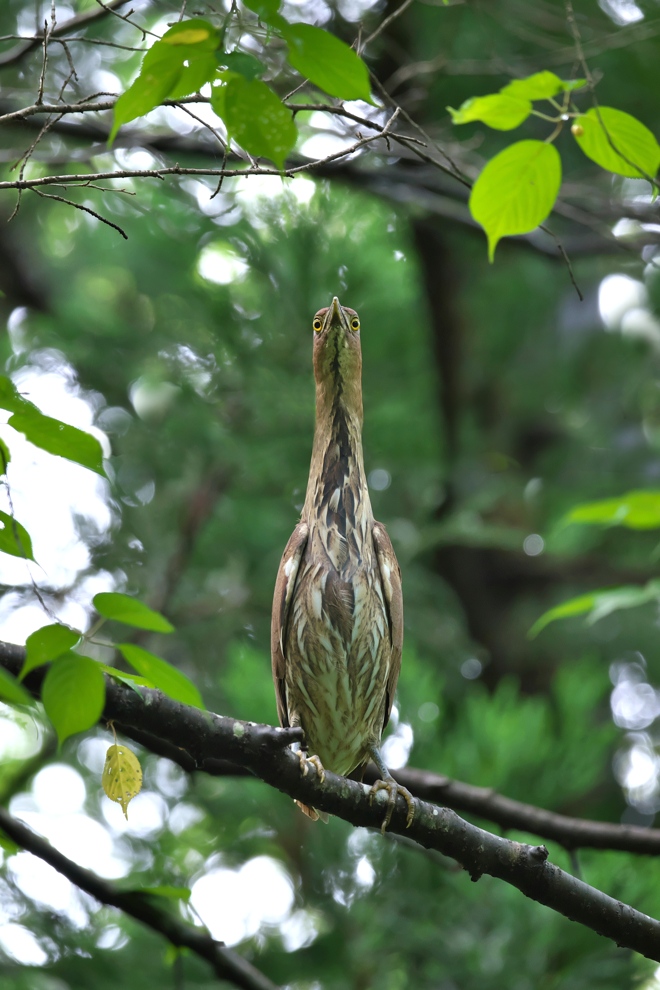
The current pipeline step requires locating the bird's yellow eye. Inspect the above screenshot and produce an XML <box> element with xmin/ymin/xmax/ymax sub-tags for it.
<box><xmin>313</xmin><ymin>318</ymin><xmax>323</xmax><ymax>332</ymax></box>
<box><xmin>350</xmin><ymin>317</ymin><xmax>360</xmax><ymax>331</ymax></box>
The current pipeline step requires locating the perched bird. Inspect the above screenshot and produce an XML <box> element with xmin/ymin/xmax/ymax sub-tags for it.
<box><xmin>271</xmin><ymin>297</ymin><xmax>414</xmax><ymax>831</ymax></box>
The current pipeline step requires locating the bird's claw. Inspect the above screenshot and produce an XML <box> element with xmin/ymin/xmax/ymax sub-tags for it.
<box><xmin>296</xmin><ymin>751</ymin><xmax>326</xmax><ymax>783</ymax></box>
<box><xmin>369</xmin><ymin>778</ymin><xmax>415</xmax><ymax>834</ymax></box>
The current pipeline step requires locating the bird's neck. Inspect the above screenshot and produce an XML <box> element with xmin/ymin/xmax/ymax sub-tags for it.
<box><xmin>302</xmin><ymin>378</ymin><xmax>371</xmax><ymax>529</ymax></box>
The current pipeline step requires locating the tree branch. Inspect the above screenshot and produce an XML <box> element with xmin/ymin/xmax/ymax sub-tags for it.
<box><xmin>112</xmin><ymin>724</ymin><xmax>660</xmax><ymax>858</ymax></box>
<box><xmin>0</xmin><ymin>0</ymin><xmax>134</xmax><ymax>69</ymax></box>
<box><xmin>0</xmin><ymin>806</ymin><xmax>280</xmax><ymax>990</ymax></box>
<box><xmin>2</xmin><ymin>641</ymin><xmax>660</xmax><ymax>961</ymax></box>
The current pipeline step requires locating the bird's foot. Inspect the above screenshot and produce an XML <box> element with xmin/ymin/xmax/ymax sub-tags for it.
<box><xmin>369</xmin><ymin>777</ymin><xmax>415</xmax><ymax>834</ymax></box>
<box><xmin>294</xmin><ymin>751</ymin><xmax>328</xmax><ymax>822</ymax></box>
<box><xmin>296</xmin><ymin>750</ymin><xmax>326</xmax><ymax>783</ymax></box>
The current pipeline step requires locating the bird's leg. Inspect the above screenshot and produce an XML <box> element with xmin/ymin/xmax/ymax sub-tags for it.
<box><xmin>296</xmin><ymin>750</ymin><xmax>326</xmax><ymax>784</ymax></box>
<box><xmin>290</xmin><ymin>715</ymin><xmax>326</xmax><ymax>783</ymax></box>
<box><xmin>369</xmin><ymin>746</ymin><xmax>415</xmax><ymax>834</ymax></box>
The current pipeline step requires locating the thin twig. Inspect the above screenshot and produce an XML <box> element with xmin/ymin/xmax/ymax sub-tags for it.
<box><xmin>360</xmin><ymin>0</ymin><xmax>417</xmax><ymax>51</ymax></box>
<box><xmin>0</xmin><ymin>0</ymin><xmax>133</xmax><ymax>68</ymax></box>
<box><xmin>32</xmin><ymin>188</ymin><xmax>128</xmax><ymax>238</ymax></box>
<box><xmin>0</xmin><ymin>807</ymin><xmax>281</xmax><ymax>990</ymax></box>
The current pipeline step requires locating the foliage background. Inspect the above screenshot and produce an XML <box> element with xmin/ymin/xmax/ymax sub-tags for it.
<box><xmin>2</xmin><ymin>0</ymin><xmax>660</xmax><ymax>987</ymax></box>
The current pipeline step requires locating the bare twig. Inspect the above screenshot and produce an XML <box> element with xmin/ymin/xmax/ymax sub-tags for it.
<box><xmin>0</xmin><ymin>0</ymin><xmax>133</xmax><ymax>69</ymax></box>
<box><xmin>361</xmin><ymin>0</ymin><xmax>417</xmax><ymax>51</ymax></box>
<box><xmin>0</xmin><ymin>807</ymin><xmax>280</xmax><ymax>990</ymax></box>
<box><xmin>32</xmin><ymin>188</ymin><xmax>128</xmax><ymax>238</ymax></box>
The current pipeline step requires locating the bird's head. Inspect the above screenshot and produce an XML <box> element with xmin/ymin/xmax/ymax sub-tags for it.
<box><xmin>311</xmin><ymin>297</ymin><xmax>362</xmax><ymax>403</ymax></box>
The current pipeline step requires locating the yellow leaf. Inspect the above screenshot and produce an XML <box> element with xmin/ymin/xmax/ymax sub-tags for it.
<box><xmin>102</xmin><ymin>744</ymin><xmax>143</xmax><ymax>819</ymax></box>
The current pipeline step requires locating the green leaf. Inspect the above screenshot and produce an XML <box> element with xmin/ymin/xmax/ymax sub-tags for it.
<box><xmin>0</xmin><ymin>376</ymin><xmax>33</xmax><ymax>415</ymax></box>
<box><xmin>167</xmin><ymin>54</ymin><xmax>218</xmax><ymax>99</ymax></box>
<box><xmin>241</xmin><ymin>0</ymin><xmax>282</xmax><ymax>21</ymax></box>
<box><xmin>110</xmin><ymin>19</ymin><xmax>221</xmax><ymax>143</ymax></box>
<box><xmin>156</xmin><ymin>18</ymin><xmax>220</xmax><ymax>50</ymax></box>
<box><xmin>0</xmin><ymin>831</ymin><xmax>20</xmax><ymax>855</ymax></box>
<box><xmin>41</xmin><ymin>654</ymin><xmax>106</xmax><ymax>745</ymax></box>
<box><xmin>110</xmin><ymin>58</ymin><xmax>183</xmax><ymax>144</ymax></box>
<box><xmin>448</xmin><ymin>94</ymin><xmax>531</xmax><ymax>131</ymax></box>
<box><xmin>139</xmin><ymin>886</ymin><xmax>192</xmax><ymax>902</ymax></box>
<box><xmin>282</xmin><ymin>23</ymin><xmax>372</xmax><ymax>102</ymax></box>
<box><xmin>217</xmin><ymin>76</ymin><xmax>297</xmax><ymax>168</ymax></box>
<box><xmin>501</xmin><ymin>71</ymin><xmax>565</xmax><ymax>101</ymax></box>
<box><xmin>0</xmin><ymin>510</ymin><xmax>34</xmax><ymax>561</ymax></box>
<box><xmin>22</xmin><ymin>623</ymin><xmax>81</xmax><ymax>679</ymax></box>
<box><xmin>118</xmin><ymin>644</ymin><xmax>204</xmax><ymax>709</ymax></box>
<box><xmin>99</xmin><ymin>664</ymin><xmax>155</xmax><ymax>690</ymax></box>
<box><xmin>469</xmin><ymin>140</ymin><xmax>562</xmax><ymax>261</ymax></box>
<box><xmin>530</xmin><ymin>580</ymin><xmax>660</xmax><ymax>637</ymax></box>
<box><xmin>0</xmin><ymin>666</ymin><xmax>33</xmax><ymax>706</ymax></box>
<box><xmin>562</xmin><ymin>78</ymin><xmax>586</xmax><ymax>92</ymax></box>
<box><xmin>220</xmin><ymin>51</ymin><xmax>265</xmax><ymax>80</ymax></box>
<box><xmin>563</xmin><ymin>490</ymin><xmax>660</xmax><ymax>530</ymax></box>
<box><xmin>93</xmin><ymin>592</ymin><xmax>174</xmax><ymax>633</ymax></box>
<box><xmin>9</xmin><ymin>409</ymin><xmax>105</xmax><ymax>475</ymax></box>
<box><xmin>0</xmin><ymin>438</ymin><xmax>11</xmax><ymax>473</ymax></box>
<box><xmin>572</xmin><ymin>107</ymin><xmax>660</xmax><ymax>180</ymax></box>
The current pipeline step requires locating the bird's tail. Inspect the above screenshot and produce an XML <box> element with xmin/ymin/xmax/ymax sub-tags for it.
<box><xmin>295</xmin><ymin>800</ymin><xmax>329</xmax><ymax>824</ymax></box>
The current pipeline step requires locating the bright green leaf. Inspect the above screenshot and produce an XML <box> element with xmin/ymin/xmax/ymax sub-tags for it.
<box><xmin>22</xmin><ymin>623</ymin><xmax>81</xmax><ymax>679</ymax></box>
<box><xmin>572</xmin><ymin>106</ymin><xmax>660</xmax><ymax>180</ymax></box>
<box><xmin>469</xmin><ymin>140</ymin><xmax>562</xmax><ymax>261</ymax></box>
<box><xmin>93</xmin><ymin>592</ymin><xmax>174</xmax><ymax>633</ymax></box>
<box><xmin>530</xmin><ymin>579</ymin><xmax>660</xmax><ymax>637</ymax></box>
<box><xmin>0</xmin><ymin>438</ymin><xmax>11</xmax><ymax>473</ymax></box>
<box><xmin>562</xmin><ymin>78</ymin><xmax>586</xmax><ymax>92</ymax></box>
<box><xmin>220</xmin><ymin>51</ymin><xmax>265</xmax><ymax>80</ymax></box>
<box><xmin>0</xmin><ymin>831</ymin><xmax>20</xmax><ymax>855</ymax></box>
<box><xmin>448</xmin><ymin>94</ymin><xmax>531</xmax><ymax>131</ymax></box>
<box><xmin>282</xmin><ymin>23</ymin><xmax>372</xmax><ymax>102</ymax></box>
<box><xmin>110</xmin><ymin>19</ymin><xmax>221</xmax><ymax>143</ymax></box>
<box><xmin>563</xmin><ymin>490</ymin><xmax>660</xmax><ymax>530</ymax></box>
<box><xmin>167</xmin><ymin>54</ymin><xmax>218</xmax><ymax>99</ymax></box>
<box><xmin>110</xmin><ymin>60</ymin><xmax>183</xmax><ymax>144</ymax></box>
<box><xmin>529</xmin><ymin>592</ymin><xmax>602</xmax><ymax>638</ymax></box>
<box><xmin>0</xmin><ymin>376</ymin><xmax>33</xmax><ymax>415</ymax></box>
<box><xmin>0</xmin><ymin>510</ymin><xmax>34</xmax><ymax>561</ymax></box>
<box><xmin>502</xmin><ymin>71</ymin><xmax>565</xmax><ymax>101</ymax></box>
<box><xmin>9</xmin><ymin>409</ymin><xmax>105</xmax><ymax>475</ymax></box>
<box><xmin>118</xmin><ymin>644</ymin><xmax>204</xmax><ymax>708</ymax></box>
<box><xmin>218</xmin><ymin>76</ymin><xmax>297</xmax><ymax>168</ymax></box>
<box><xmin>42</xmin><ymin>654</ymin><xmax>106</xmax><ymax>745</ymax></box>
<box><xmin>0</xmin><ymin>666</ymin><xmax>33</xmax><ymax>707</ymax></box>
<box><xmin>99</xmin><ymin>664</ymin><xmax>155</xmax><ymax>689</ymax></box>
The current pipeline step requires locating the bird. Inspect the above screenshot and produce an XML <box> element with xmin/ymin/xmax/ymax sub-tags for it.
<box><xmin>271</xmin><ymin>296</ymin><xmax>414</xmax><ymax>832</ymax></box>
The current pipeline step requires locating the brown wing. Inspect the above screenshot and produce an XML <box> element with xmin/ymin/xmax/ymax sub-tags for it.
<box><xmin>372</xmin><ymin>520</ymin><xmax>403</xmax><ymax>730</ymax></box>
<box><xmin>271</xmin><ymin>521</ymin><xmax>309</xmax><ymax>727</ymax></box>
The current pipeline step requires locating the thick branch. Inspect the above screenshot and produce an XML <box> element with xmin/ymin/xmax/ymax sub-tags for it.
<box><xmin>117</xmin><ymin>726</ymin><xmax>660</xmax><ymax>857</ymax></box>
<box><xmin>2</xmin><ymin>642</ymin><xmax>660</xmax><ymax>961</ymax></box>
<box><xmin>0</xmin><ymin>806</ymin><xmax>279</xmax><ymax>990</ymax></box>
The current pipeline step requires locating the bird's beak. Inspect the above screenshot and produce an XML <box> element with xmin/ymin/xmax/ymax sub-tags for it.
<box><xmin>323</xmin><ymin>296</ymin><xmax>349</xmax><ymax>334</ymax></box>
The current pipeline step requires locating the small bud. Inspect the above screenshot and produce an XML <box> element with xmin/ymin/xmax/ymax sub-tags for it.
<box><xmin>571</xmin><ymin>123</ymin><xmax>584</xmax><ymax>137</ymax></box>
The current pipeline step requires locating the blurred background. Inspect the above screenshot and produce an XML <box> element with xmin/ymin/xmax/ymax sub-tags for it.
<box><xmin>2</xmin><ymin>0</ymin><xmax>660</xmax><ymax>987</ymax></box>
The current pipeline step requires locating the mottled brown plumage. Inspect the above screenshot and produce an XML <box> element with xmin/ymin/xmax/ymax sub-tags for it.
<box><xmin>271</xmin><ymin>297</ymin><xmax>414</xmax><ymax>830</ymax></box>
